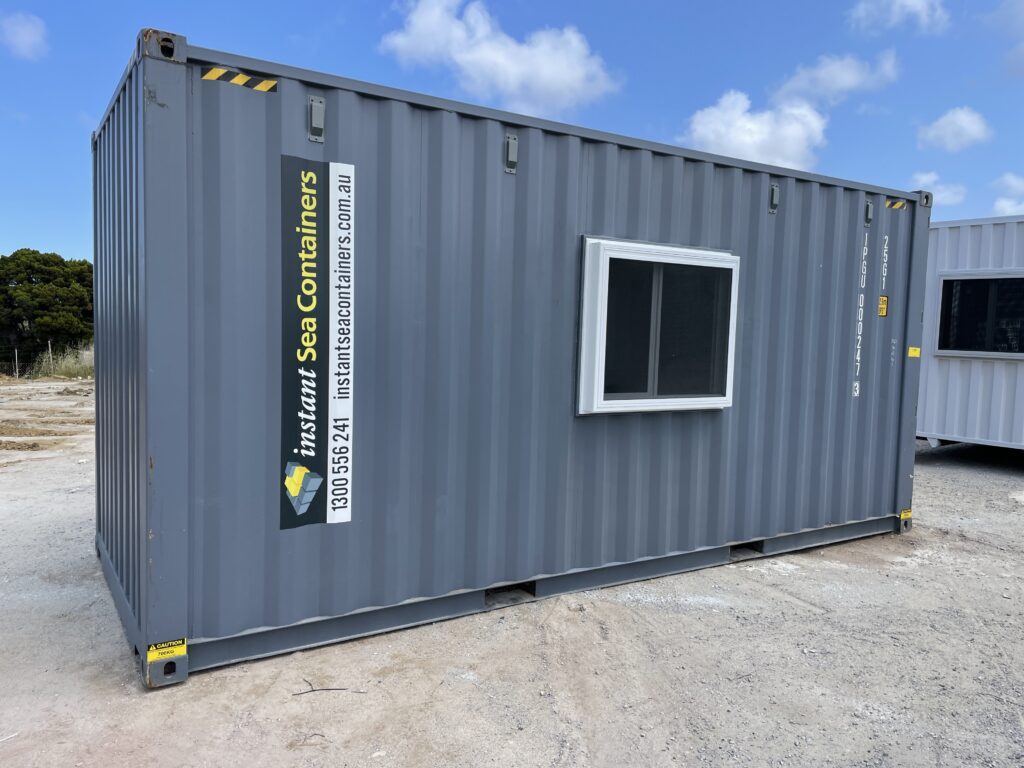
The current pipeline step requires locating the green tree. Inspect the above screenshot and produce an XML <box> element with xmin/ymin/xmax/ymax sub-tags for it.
<box><xmin>0</xmin><ymin>249</ymin><xmax>94</xmax><ymax>358</ymax></box>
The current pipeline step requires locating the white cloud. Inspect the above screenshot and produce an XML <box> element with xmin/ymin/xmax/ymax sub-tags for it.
<box><xmin>76</xmin><ymin>111</ymin><xmax>97</xmax><ymax>130</ymax></box>
<box><xmin>988</xmin><ymin>1</ymin><xmax>1024</xmax><ymax>74</ymax></box>
<box><xmin>1</xmin><ymin>107</ymin><xmax>29</xmax><ymax>122</ymax></box>
<box><xmin>856</xmin><ymin>102</ymin><xmax>891</xmax><ymax>116</ymax></box>
<box><xmin>910</xmin><ymin>171</ymin><xmax>965</xmax><ymax>206</ymax></box>
<box><xmin>991</xmin><ymin>0</ymin><xmax>1024</xmax><ymax>31</ymax></box>
<box><xmin>775</xmin><ymin>51</ymin><xmax>898</xmax><ymax>105</ymax></box>
<box><xmin>679</xmin><ymin>51</ymin><xmax>898</xmax><ymax>171</ymax></box>
<box><xmin>996</xmin><ymin>172</ymin><xmax>1024</xmax><ymax>197</ymax></box>
<box><xmin>681</xmin><ymin>91</ymin><xmax>826</xmax><ymax>170</ymax></box>
<box><xmin>380</xmin><ymin>0</ymin><xmax>617</xmax><ymax>116</ymax></box>
<box><xmin>0</xmin><ymin>12</ymin><xmax>47</xmax><ymax>60</ymax></box>
<box><xmin>994</xmin><ymin>198</ymin><xmax>1024</xmax><ymax>215</ymax></box>
<box><xmin>993</xmin><ymin>172</ymin><xmax>1024</xmax><ymax>215</ymax></box>
<box><xmin>918</xmin><ymin>107</ymin><xmax>992</xmax><ymax>152</ymax></box>
<box><xmin>848</xmin><ymin>0</ymin><xmax>950</xmax><ymax>34</ymax></box>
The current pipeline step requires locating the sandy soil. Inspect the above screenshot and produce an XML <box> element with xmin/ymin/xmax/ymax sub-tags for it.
<box><xmin>0</xmin><ymin>378</ymin><xmax>1022</xmax><ymax>767</ymax></box>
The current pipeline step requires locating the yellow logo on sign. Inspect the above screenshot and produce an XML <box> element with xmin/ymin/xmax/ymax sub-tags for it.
<box><xmin>283</xmin><ymin>462</ymin><xmax>322</xmax><ymax>516</ymax></box>
<box><xmin>908</xmin><ymin>346</ymin><xmax>921</xmax><ymax>358</ymax></box>
<box><xmin>284</xmin><ymin>464</ymin><xmax>310</xmax><ymax>497</ymax></box>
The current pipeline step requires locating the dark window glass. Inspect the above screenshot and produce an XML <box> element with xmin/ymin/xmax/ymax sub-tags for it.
<box><xmin>939</xmin><ymin>278</ymin><xmax>1024</xmax><ymax>354</ymax></box>
<box><xmin>658</xmin><ymin>265</ymin><xmax>732</xmax><ymax>396</ymax></box>
<box><xmin>993</xmin><ymin>279</ymin><xmax>1024</xmax><ymax>353</ymax></box>
<box><xmin>604</xmin><ymin>258</ymin><xmax>653</xmax><ymax>394</ymax></box>
<box><xmin>939</xmin><ymin>279</ymin><xmax>990</xmax><ymax>351</ymax></box>
<box><xmin>602</xmin><ymin>256</ymin><xmax>734</xmax><ymax>400</ymax></box>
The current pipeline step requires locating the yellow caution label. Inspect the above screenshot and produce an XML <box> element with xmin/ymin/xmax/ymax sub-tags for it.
<box><xmin>202</xmin><ymin>66</ymin><xmax>277</xmax><ymax>93</ymax></box>
<box><xmin>900</xmin><ymin>509</ymin><xmax>912</xmax><ymax>521</ymax></box>
<box><xmin>146</xmin><ymin>638</ymin><xmax>187</xmax><ymax>663</ymax></box>
<box><xmin>878</xmin><ymin>296</ymin><xmax>888</xmax><ymax>317</ymax></box>
<box><xmin>885</xmin><ymin>199</ymin><xmax>906</xmax><ymax>210</ymax></box>
<box><xmin>908</xmin><ymin>346</ymin><xmax>921</xmax><ymax>358</ymax></box>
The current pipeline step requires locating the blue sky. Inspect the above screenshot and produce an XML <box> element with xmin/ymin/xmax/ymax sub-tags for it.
<box><xmin>1</xmin><ymin>0</ymin><xmax>1022</xmax><ymax>262</ymax></box>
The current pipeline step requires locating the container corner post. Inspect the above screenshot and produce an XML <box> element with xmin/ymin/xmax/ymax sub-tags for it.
<box><xmin>139</xmin><ymin>29</ymin><xmax>186</xmax><ymax>64</ymax></box>
<box><xmin>141</xmin><ymin>642</ymin><xmax>190</xmax><ymax>688</ymax></box>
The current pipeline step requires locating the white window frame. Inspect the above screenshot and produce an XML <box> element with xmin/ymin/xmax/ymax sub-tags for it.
<box><xmin>577</xmin><ymin>237</ymin><xmax>740</xmax><ymax>415</ymax></box>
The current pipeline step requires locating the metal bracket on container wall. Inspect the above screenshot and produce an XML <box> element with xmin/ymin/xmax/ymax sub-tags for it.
<box><xmin>308</xmin><ymin>96</ymin><xmax>325</xmax><ymax>143</ymax></box>
<box><xmin>140</xmin><ymin>29</ymin><xmax>186</xmax><ymax>63</ymax></box>
<box><xmin>768</xmin><ymin>183</ymin><xmax>780</xmax><ymax>213</ymax></box>
<box><xmin>504</xmin><ymin>134</ymin><xmax>518</xmax><ymax>174</ymax></box>
<box><xmin>865</xmin><ymin>199</ymin><xmax>874</xmax><ymax>226</ymax></box>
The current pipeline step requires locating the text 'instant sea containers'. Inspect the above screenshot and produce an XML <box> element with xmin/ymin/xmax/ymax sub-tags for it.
<box><xmin>917</xmin><ymin>215</ymin><xmax>1024</xmax><ymax>449</ymax></box>
<box><xmin>94</xmin><ymin>30</ymin><xmax>930</xmax><ymax>687</ymax></box>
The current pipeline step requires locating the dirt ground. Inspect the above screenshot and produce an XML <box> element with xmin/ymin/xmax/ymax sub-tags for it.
<box><xmin>0</xmin><ymin>378</ymin><xmax>1022</xmax><ymax>767</ymax></box>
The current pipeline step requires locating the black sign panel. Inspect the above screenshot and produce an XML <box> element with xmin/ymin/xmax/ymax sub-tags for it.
<box><xmin>280</xmin><ymin>155</ymin><xmax>329</xmax><ymax>528</ymax></box>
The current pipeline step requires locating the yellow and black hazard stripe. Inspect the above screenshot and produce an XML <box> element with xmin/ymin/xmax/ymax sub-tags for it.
<box><xmin>885</xmin><ymin>199</ymin><xmax>906</xmax><ymax>210</ymax></box>
<box><xmin>201</xmin><ymin>66</ymin><xmax>277</xmax><ymax>92</ymax></box>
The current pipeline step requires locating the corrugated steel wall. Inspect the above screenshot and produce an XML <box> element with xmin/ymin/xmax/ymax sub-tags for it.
<box><xmin>177</xmin><ymin>64</ymin><xmax>917</xmax><ymax>641</ymax></box>
<box><xmin>93</xmin><ymin>57</ymin><xmax>144</xmax><ymax>628</ymax></box>
<box><xmin>918</xmin><ymin>217</ymin><xmax>1024</xmax><ymax>448</ymax></box>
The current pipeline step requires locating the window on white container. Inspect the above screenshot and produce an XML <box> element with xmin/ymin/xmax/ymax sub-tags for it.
<box><xmin>578</xmin><ymin>237</ymin><xmax>740</xmax><ymax>415</ymax></box>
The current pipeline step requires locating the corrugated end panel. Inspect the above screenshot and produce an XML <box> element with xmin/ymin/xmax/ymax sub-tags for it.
<box><xmin>918</xmin><ymin>217</ymin><xmax>1024</xmax><ymax>447</ymax></box>
<box><xmin>93</xmin><ymin>60</ymin><xmax>144</xmax><ymax>629</ymax></box>
<box><xmin>184</xmin><ymin>71</ymin><xmax>915</xmax><ymax>641</ymax></box>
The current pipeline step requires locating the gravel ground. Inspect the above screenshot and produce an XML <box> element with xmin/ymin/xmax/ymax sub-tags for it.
<box><xmin>0</xmin><ymin>378</ymin><xmax>1022</xmax><ymax>767</ymax></box>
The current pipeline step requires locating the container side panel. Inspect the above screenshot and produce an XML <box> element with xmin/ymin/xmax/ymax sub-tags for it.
<box><xmin>141</xmin><ymin>55</ymin><xmax>192</xmax><ymax>645</ymax></box>
<box><xmin>94</xmin><ymin>61</ymin><xmax>145</xmax><ymax>632</ymax></box>
<box><xmin>918</xmin><ymin>218</ymin><xmax>1024</xmax><ymax>448</ymax></box>
<box><xmin>182</xmin><ymin>65</ymin><xmax>921</xmax><ymax>640</ymax></box>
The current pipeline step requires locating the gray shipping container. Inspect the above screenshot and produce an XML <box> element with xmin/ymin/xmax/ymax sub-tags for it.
<box><xmin>917</xmin><ymin>215</ymin><xmax>1024</xmax><ymax>449</ymax></box>
<box><xmin>94</xmin><ymin>30</ymin><xmax>930</xmax><ymax>687</ymax></box>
